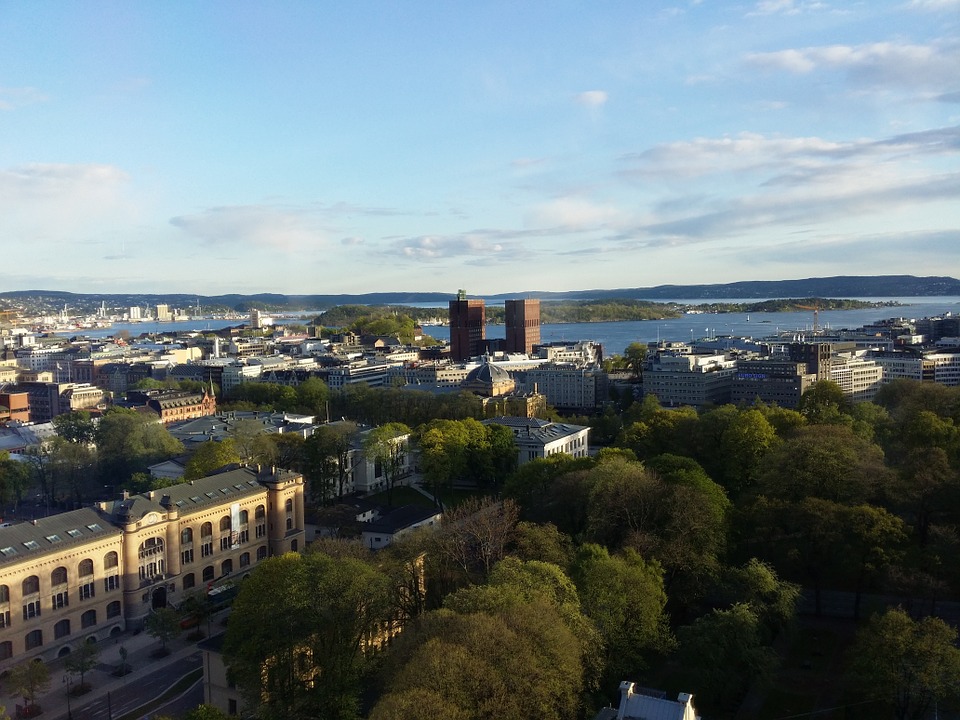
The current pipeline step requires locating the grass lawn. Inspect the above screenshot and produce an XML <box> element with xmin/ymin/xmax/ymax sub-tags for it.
<box><xmin>365</xmin><ymin>484</ymin><xmax>494</xmax><ymax>510</ymax></box>
<box><xmin>365</xmin><ymin>485</ymin><xmax>436</xmax><ymax>509</ymax></box>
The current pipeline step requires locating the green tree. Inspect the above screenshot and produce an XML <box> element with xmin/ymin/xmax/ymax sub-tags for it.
<box><xmin>571</xmin><ymin>544</ymin><xmax>673</xmax><ymax>685</ymax></box>
<box><xmin>502</xmin><ymin>454</ymin><xmax>595</xmax><ymax>535</ymax></box>
<box><xmin>798</xmin><ymin>379</ymin><xmax>849</xmax><ymax>424</ymax></box>
<box><xmin>696</xmin><ymin>406</ymin><xmax>778</xmax><ymax>496</ymax></box>
<box><xmin>224</xmin><ymin>552</ymin><xmax>394</xmax><ymax>720</ymax></box>
<box><xmin>849</xmin><ymin>608</ymin><xmax>960</xmax><ymax>720</ymax></box>
<box><xmin>842</xmin><ymin>504</ymin><xmax>907</xmax><ymax>620</ymax></box>
<box><xmin>52</xmin><ymin>410</ymin><xmax>96</xmax><ymax>444</ymax></box>
<box><xmin>677</xmin><ymin>603</ymin><xmax>778</xmax><ymax>714</ymax></box>
<box><xmin>363</xmin><ymin>423</ymin><xmax>410</xmax><ymax>507</ymax></box>
<box><xmin>0</xmin><ymin>452</ymin><xmax>30</xmax><ymax>513</ymax></box>
<box><xmin>96</xmin><ymin>407</ymin><xmax>184</xmax><ymax>486</ymax></box>
<box><xmin>719</xmin><ymin>559</ymin><xmax>800</xmax><ymax>642</ymax></box>
<box><xmin>510</xmin><ymin>521</ymin><xmax>574</xmax><ymax>568</ymax></box>
<box><xmin>303</xmin><ymin>422</ymin><xmax>357</xmax><ymax>504</ymax></box>
<box><xmin>756</xmin><ymin>424</ymin><xmax>891</xmax><ymax>505</ymax></box>
<box><xmin>252</xmin><ymin>432</ymin><xmax>305</xmax><ymax>471</ymax></box>
<box><xmin>145</xmin><ymin>607</ymin><xmax>182</xmax><ymax>655</ymax></box>
<box><xmin>624</xmin><ymin>342</ymin><xmax>648</xmax><ymax>380</ymax></box>
<box><xmin>227</xmin><ymin>419</ymin><xmax>265</xmax><ymax>462</ymax></box>
<box><xmin>64</xmin><ymin>641</ymin><xmax>100</xmax><ymax>691</ymax></box>
<box><xmin>373</xmin><ymin>603</ymin><xmax>585</xmax><ymax>720</ymax></box>
<box><xmin>896</xmin><ymin>446</ymin><xmax>959</xmax><ymax>547</ymax></box>
<box><xmin>182</xmin><ymin>707</ymin><xmax>232</xmax><ymax>720</ymax></box>
<box><xmin>295</xmin><ymin>377</ymin><xmax>330</xmax><ymax>417</ymax></box>
<box><xmin>184</xmin><ymin>439</ymin><xmax>241</xmax><ymax>481</ymax></box>
<box><xmin>7</xmin><ymin>659</ymin><xmax>50</xmax><ymax>711</ymax></box>
<box><xmin>180</xmin><ymin>590</ymin><xmax>216</xmax><ymax>638</ymax></box>
<box><xmin>48</xmin><ymin>436</ymin><xmax>97</xmax><ymax>506</ymax></box>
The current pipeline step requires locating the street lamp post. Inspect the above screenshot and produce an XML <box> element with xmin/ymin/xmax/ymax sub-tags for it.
<box><xmin>62</xmin><ymin>674</ymin><xmax>73</xmax><ymax>720</ymax></box>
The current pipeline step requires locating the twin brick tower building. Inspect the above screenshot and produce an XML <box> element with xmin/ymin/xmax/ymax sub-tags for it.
<box><xmin>449</xmin><ymin>290</ymin><xmax>541</xmax><ymax>361</ymax></box>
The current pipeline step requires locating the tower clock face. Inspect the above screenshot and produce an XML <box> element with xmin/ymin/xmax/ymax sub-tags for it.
<box><xmin>145</xmin><ymin>512</ymin><xmax>159</xmax><ymax>526</ymax></box>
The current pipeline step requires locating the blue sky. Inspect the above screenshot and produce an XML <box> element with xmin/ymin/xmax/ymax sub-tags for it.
<box><xmin>2</xmin><ymin>1</ymin><xmax>958</xmax><ymax>295</ymax></box>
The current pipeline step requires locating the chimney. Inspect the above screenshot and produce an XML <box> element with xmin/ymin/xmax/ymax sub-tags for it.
<box><xmin>616</xmin><ymin>682</ymin><xmax>635</xmax><ymax>720</ymax></box>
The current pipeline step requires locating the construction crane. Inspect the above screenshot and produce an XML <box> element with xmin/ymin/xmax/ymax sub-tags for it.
<box><xmin>795</xmin><ymin>303</ymin><xmax>822</xmax><ymax>334</ymax></box>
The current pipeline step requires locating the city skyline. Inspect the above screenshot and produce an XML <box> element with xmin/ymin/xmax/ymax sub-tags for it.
<box><xmin>2</xmin><ymin>1</ymin><xmax>958</xmax><ymax>295</ymax></box>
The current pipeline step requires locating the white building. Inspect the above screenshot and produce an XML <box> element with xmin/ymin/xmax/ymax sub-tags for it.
<box><xmin>643</xmin><ymin>352</ymin><xmax>737</xmax><ymax>408</ymax></box>
<box><xmin>483</xmin><ymin>416</ymin><xmax>590</xmax><ymax>466</ymax></box>
<box><xmin>828</xmin><ymin>350</ymin><xmax>884</xmax><ymax>403</ymax></box>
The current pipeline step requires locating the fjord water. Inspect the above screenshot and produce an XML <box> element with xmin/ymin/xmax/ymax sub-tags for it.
<box><xmin>74</xmin><ymin>297</ymin><xmax>960</xmax><ymax>356</ymax></box>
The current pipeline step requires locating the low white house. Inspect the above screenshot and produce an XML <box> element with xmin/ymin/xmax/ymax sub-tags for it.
<box><xmin>361</xmin><ymin>504</ymin><xmax>441</xmax><ymax>549</ymax></box>
<box><xmin>483</xmin><ymin>416</ymin><xmax>590</xmax><ymax>466</ymax></box>
<box><xmin>596</xmin><ymin>682</ymin><xmax>700</xmax><ymax>720</ymax></box>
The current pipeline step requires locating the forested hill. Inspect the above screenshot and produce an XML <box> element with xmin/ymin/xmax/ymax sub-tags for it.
<box><xmin>1</xmin><ymin>275</ymin><xmax>957</xmax><ymax>313</ymax></box>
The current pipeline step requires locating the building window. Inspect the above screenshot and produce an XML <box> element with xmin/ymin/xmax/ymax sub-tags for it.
<box><xmin>221</xmin><ymin>559</ymin><xmax>233</xmax><ymax>576</ymax></box>
<box><xmin>104</xmin><ymin>551</ymin><xmax>119</xmax><ymax>569</ymax></box>
<box><xmin>220</xmin><ymin>516</ymin><xmax>231</xmax><ymax>533</ymax></box>
<box><xmin>201</xmin><ymin>522</ymin><xmax>213</xmax><ymax>557</ymax></box>
<box><xmin>22</xmin><ymin>576</ymin><xmax>39</xmax><ymax>596</ymax></box>
<box><xmin>255</xmin><ymin>505</ymin><xmax>266</xmax><ymax>538</ymax></box>
<box><xmin>25</xmin><ymin>629</ymin><xmax>42</xmax><ymax>650</ymax></box>
<box><xmin>202</xmin><ymin>566</ymin><xmax>214</xmax><ymax>582</ymax></box>
<box><xmin>79</xmin><ymin>582</ymin><xmax>95</xmax><ymax>601</ymax></box>
<box><xmin>228</xmin><ymin>699</ymin><xmax>237</xmax><ymax>715</ymax></box>
<box><xmin>52</xmin><ymin>591</ymin><xmax>69</xmax><ymax>610</ymax></box>
<box><xmin>104</xmin><ymin>575</ymin><xmax>120</xmax><ymax>592</ymax></box>
<box><xmin>81</xmin><ymin>609</ymin><xmax>97</xmax><ymax>629</ymax></box>
<box><xmin>181</xmin><ymin>528</ymin><xmax>194</xmax><ymax>544</ymax></box>
<box><xmin>22</xmin><ymin>600</ymin><xmax>40</xmax><ymax>620</ymax></box>
<box><xmin>291</xmin><ymin>539</ymin><xmax>298</xmax><ymax>552</ymax></box>
<box><xmin>0</xmin><ymin>585</ymin><xmax>7</xmax><ymax>603</ymax></box>
<box><xmin>257</xmin><ymin>546</ymin><xmax>267</xmax><ymax>561</ymax></box>
<box><xmin>51</xmin><ymin>567</ymin><xmax>68</xmax><ymax>586</ymax></box>
<box><xmin>285</xmin><ymin>498</ymin><xmax>293</xmax><ymax>513</ymax></box>
<box><xmin>182</xmin><ymin>548</ymin><xmax>194</xmax><ymax>565</ymax></box>
<box><xmin>0</xmin><ymin>642</ymin><xmax>11</xmax><ymax>660</ymax></box>
<box><xmin>239</xmin><ymin>552</ymin><xmax>250</xmax><ymax>568</ymax></box>
<box><xmin>239</xmin><ymin>509</ymin><xmax>248</xmax><ymax>525</ymax></box>
<box><xmin>0</xmin><ymin>611</ymin><xmax>9</xmax><ymax>628</ymax></box>
<box><xmin>220</xmin><ymin>536</ymin><xmax>232</xmax><ymax>551</ymax></box>
<box><xmin>237</xmin><ymin>529</ymin><xmax>249</xmax><ymax>544</ymax></box>
<box><xmin>106</xmin><ymin>601</ymin><xmax>121</xmax><ymax>618</ymax></box>
<box><xmin>183</xmin><ymin>573</ymin><xmax>195</xmax><ymax>590</ymax></box>
<box><xmin>78</xmin><ymin>558</ymin><xmax>94</xmax><ymax>577</ymax></box>
<box><xmin>54</xmin><ymin>619</ymin><xmax>71</xmax><ymax>639</ymax></box>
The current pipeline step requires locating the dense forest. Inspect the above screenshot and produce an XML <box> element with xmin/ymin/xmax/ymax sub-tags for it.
<box><xmin>216</xmin><ymin>377</ymin><xmax>960</xmax><ymax>720</ymax></box>
<box><xmin>9</xmin><ymin>375</ymin><xmax>960</xmax><ymax>720</ymax></box>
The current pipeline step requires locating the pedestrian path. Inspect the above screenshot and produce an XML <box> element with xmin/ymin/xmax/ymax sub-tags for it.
<box><xmin>23</xmin><ymin>621</ymin><xmax>213</xmax><ymax>720</ymax></box>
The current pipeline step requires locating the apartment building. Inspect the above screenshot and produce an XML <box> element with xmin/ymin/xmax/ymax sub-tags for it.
<box><xmin>0</xmin><ymin>465</ymin><xmax>304</xmax><ymax>671</ymax></box>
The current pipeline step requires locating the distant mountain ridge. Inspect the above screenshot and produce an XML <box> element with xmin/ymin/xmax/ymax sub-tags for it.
<box><xmin>2</xmin><ymin>275</ymin><xmax>958</xmax><ymax>311</ymax></box>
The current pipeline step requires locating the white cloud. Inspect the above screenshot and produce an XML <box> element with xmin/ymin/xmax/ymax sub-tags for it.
<box><xmin>575</xmin><ymin>90</ymin><xmax>608</xmax><ymax>107</ymax></box>
<box><xmin>527</xmin><ymin>197</ymin><xmax>623</xmax><ymax>230</ymax></box>
<box><xmin>748</xmin><ymin>0</ymin><xmax>826</xmax><ymax>15</ymax></box>
<box><xmin>0</xmin><ymin>163</ymin><xmax>133</xmax><ymax>243</ymax></box>
<box><xmin>0</xmin><ymin>86</ymin><xmax>48</xmax><ymax>111</ymax></box>
<box><xmin>170</xmin><ymin>205</ymin><xmax>325</xmax><ymax>251</ymax></box>
<box><xmin>745</xmin><ymin>41</ymin><xmax>960</xmax><ymax>90</ymax></box>
<box><xmin>392</xmin><ymin>233</ymin><xmax>508</xmax><ymax>261</ymax></box>
<box><xmin>620</xmin><ymin>125</ymin><xmax>960</xmax><ymax>180</ymax></box>
<box><xmin>908</xmin><ymin>0</ymin><xmax>960</xmax><ymax>10</ymax></box>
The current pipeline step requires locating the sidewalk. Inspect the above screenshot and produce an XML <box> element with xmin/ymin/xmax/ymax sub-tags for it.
<box><xmin>26</xmin><ymin>621</ymin><xmax>212</xmax><ymax>720</ymax></box>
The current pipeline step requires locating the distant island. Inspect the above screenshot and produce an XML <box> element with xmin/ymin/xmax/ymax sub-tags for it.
<box><xmin>0</xmin><ymin>274</ymin><xmax>956</xmax><ymax>316</ymax></box>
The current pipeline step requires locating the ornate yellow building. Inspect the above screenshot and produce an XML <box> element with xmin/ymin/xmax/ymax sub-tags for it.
<box><xmin>0</xmin><ymin>465</ymin><xmax>304</xmax><ymax>671</ymax></box>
